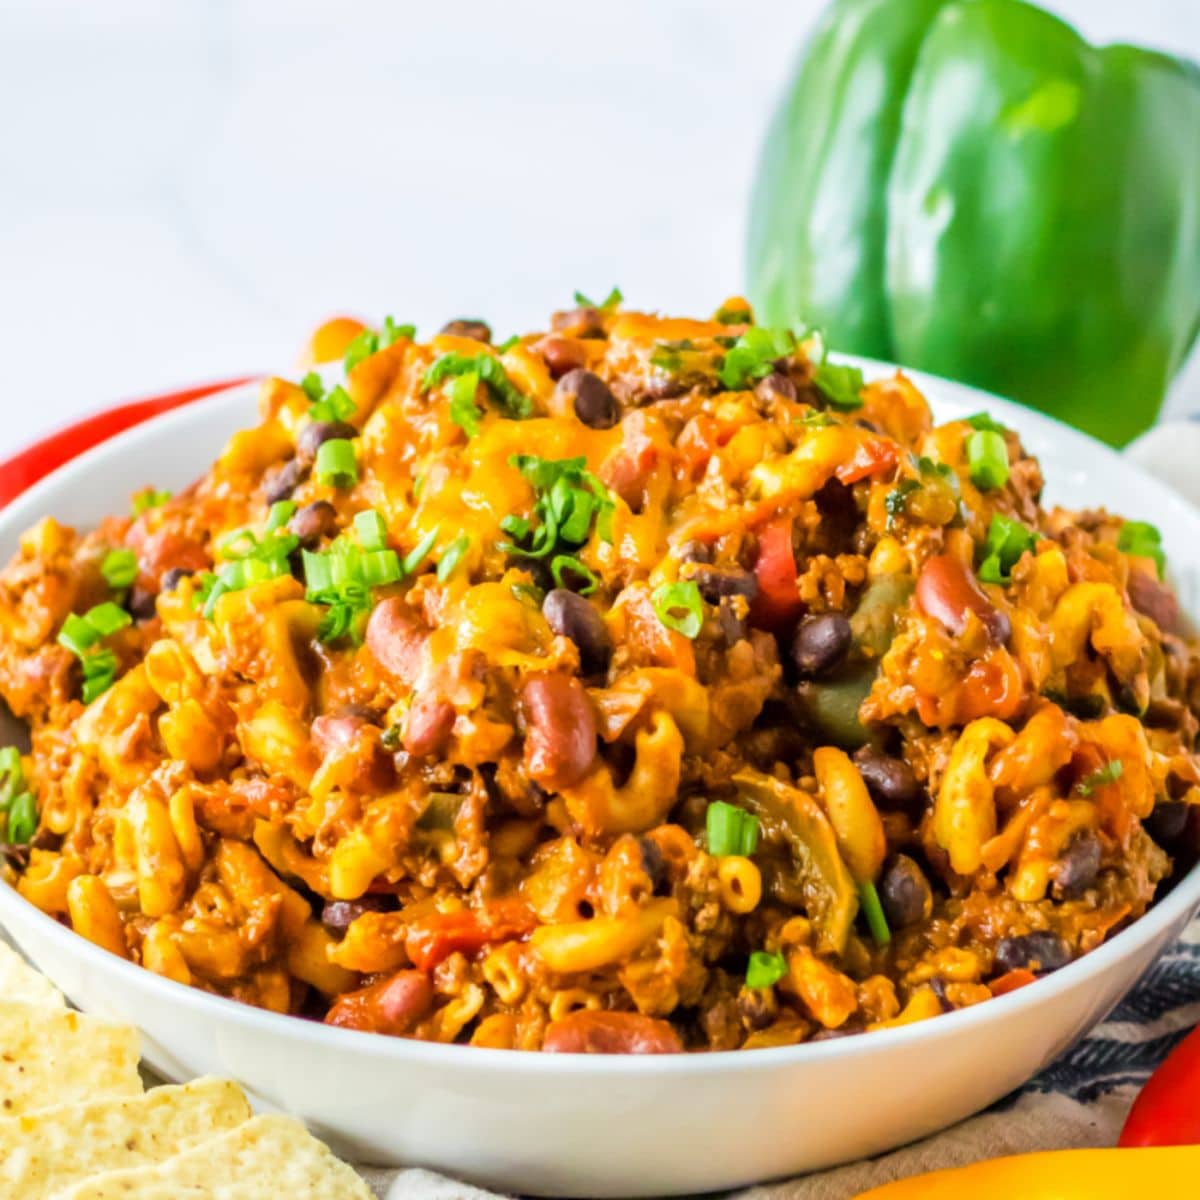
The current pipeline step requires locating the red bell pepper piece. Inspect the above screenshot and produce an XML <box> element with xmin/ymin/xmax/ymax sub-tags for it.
<box><xmin>1119</xmin><ymin>1023</ymin><xmax>1200</xmax><ymax>1147</ymax></box>
<box><xmin>988</xmin><ymin>968</ymin><xmax>1037</xmax><ymax>997</ymax></box>
<box><xmin>750</xmin><ymin>518</ymin><xmax>804</xmax><ymax>629</ymax></box>
<box><xmin>834</xmin><ymin>435</ymin><xmax>899</xmax><ymax>485</ymax></box>
<box><xmin>0</xmin><ymin>377</ymin><xmax>256</xmax><ymax>511</ymax></box>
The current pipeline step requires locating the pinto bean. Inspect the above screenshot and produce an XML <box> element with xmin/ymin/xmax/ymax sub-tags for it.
<box><xmin>543</xmin><ymin>1010</ymin><xmax>683</xmax><ymax>1054</ymax></box>
<box><xmin>325</xmin><ymin>969</ymin><xmax>433</xmax><ymax>1035</ymax></box>
<box><xmin>994</xmin><ymin>931</ymin><xmax>1071</xmax><ymax>975</ymax></box>
<box><xmin>520</xmin><ymin>673</ymin><xmax>597</xmax><ymax>790</ymax></box>
<box><xmin>916</xmin><ymin>554</ymin><xmax>1010</xmax><ymax>643</ymax></box>
<box><xmin>1127</xmin><ymin>568</ymin><xmax>1181</xmax><ymax>636</ymax></box>
<box><xmin>537</xmin><ymin>335</ymin><xmax>587</xmax><ymax>379</ymax></box>
<box><xmin>403</xmin><ymin>694</ymin><xmax>456</xmax><ymax>758</ymax></box>
<box><xmin>366</xmin><ymin>598</ymin><xmax>428</xmax><ymax>685</ymax></box>
<box><xmin>439</xmin><ymin>318</ymin><xmax>492</xmax><ymax>343</ymax></box>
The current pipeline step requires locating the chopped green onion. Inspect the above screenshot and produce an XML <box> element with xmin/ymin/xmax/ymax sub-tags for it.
<box><xmin>57</xmin><ymin>614</ymin><xmax>100</xmax><ymax>658</ymax></box>
<box><xmin>101</xmin><ymin>548</ymin><xmax>139</xmax><ymax>590</ymax></box>
<box><xmin>354</xmin><ymin>510</ymin><xmax>388</xmax><ymax>552</ymax></box>
<box><xmin>343</xmin><ymin>330</ymin><xmax>378</xmax><ymax>374</ymax></box>
<box><xmin>573</xmin><ymin>286</ymin><xmax>623</xmax><ymax>310</ymax></box>
<box><xmin>301</xmin><ymin>372</ymin><xmax>325</xmax><ymax>404</ymax></box>
<box><xmin>978</xmin><ymin>514</ymin><xmax>1037</xmax><ymax>585</ymax></box>
<box><xmin>315</xmin><ymin>438</ymin><xmax>359</xmax><ymax>489</ymax></box>
<box><xmin>308</xmin><ymin>383</ymin><xmax>356</xmax><ymax>424</ymax></box>
<box><xmin>57</xmin><ymin>603</ymin><xmax>132</xmax><ymax>702</ymax></box>
<box><xmin>437</xmin><ymin>535</ymin><xmax>470</xmax><ymax>583</ymax></box>
<box><xmin>264</xmin><ymin>501</ymin><xmax>297</xmax><ymax>534</ymax></box>
<box><xmin>422</xmin><ymin>353</ymin><xmax>530</xmax><ymax>420</ymax></box>
<box><xmin>798</xmin><ymin>410</ymin><xmax>835</xmax><ymax>428</ymax></box>
<box><xmin>402</xmin><ymin>527</ymin><xmax>439</xmax><ymax>577</ymax></box>
<box><xmin>858</xmin><ymin>880</ymin><xmax>892</xmax><ymax>947</ymax></box>
<box><xmin>6</xmin><ymin>791</ymin><xmax>37</xmax><ymax>845</ymax></box>
<box><xmin>706</xmin><ymin>800</ymin><xmax>759</xmax><ymax>857</ymax></box>
<box><xmin>1118</xmin><ymin>520</ymin><xmax>1166</xmax><ymax>580</ymax></box>
<box><xmin>550</xmin><ymin>554</ymin><xmax>599</xmax><ymax>595</ymax></box>
<box><xmin>86</xmin><ymin>602</ymin><xmax>133</xmax><ymax>637</ymax></box>
<box><xmin>0</xmin><ymin>749</ymin><xmax>33</xmax><ymax>845</ymax></box>
<box><xmin>1078</xmin><ymin>759</ymin><xmax>1124</xmax><ymax>796</ymax></box>
<box><xmin>965</xmin><ymin>411</ymin><xmax>1007</xmax><ymax>433</ymax></box>
<box><xmin>812</xmin><ymin>361</ymin><xmax>865</xmax><ymax>411</ymax></box>
<box><xmin>967</xmin><ymin>429</ymin><xmax>1010</xmax><ymax>491</ymax></box>
<box><xmin>0</xmin><ymin>747</ymin><xmax>20</xmax><ymax>783</ymax></box>
<box><xmin>652</xmin><ymin>581</ymin><xmax>704</xmax><ymax>639</ymax></box>
<box><xmin>495</xmin><ymin>335</ymin><xmax>521</xmax><ymax>353</ymax></box>
<box><xmin>884</xmin><ymin>480</ymin><xmax>921</xmax><ymax>531</ymax></box>
<box><xmin>131</xmin><ymin>489</ymin><xmax>171</xmax><ymax>517</ymax></box>
<box><xmin>360</xmin><ymin>549</ymin><xmax>403</xmax><ymax>587</ymax></box>
<box><xmin>714</xmin><ymin>301</ymin><xmax>753</xmax><ymax>326</ymax></box>
<box><xmin>745</xmin><ymin>950</ymin><xmax>788</xmax><ymax>990</ymax></box>
<box><xmin>448</xmin><ymin>370</ymin><xmax>483</xmax><ymax>437</ymax></box>
<box><xmin>718</xmin><ymin>326</ymin><xmax>796</xmax><ymax>390</ymax></box>
<box><xmin>499</xmin><ymin>455</ymin><xmax>615</xmax><ymax>568</ymax></box>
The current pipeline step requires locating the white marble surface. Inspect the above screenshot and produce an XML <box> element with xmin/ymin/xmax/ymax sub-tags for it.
<box><xmin>2</xmin><ymin>0</ymin><xmax>1198</xmax><ymax>453</ymax></box>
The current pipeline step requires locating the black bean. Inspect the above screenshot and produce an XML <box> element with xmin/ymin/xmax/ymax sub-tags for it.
<box><xmin>994</xmin><ymin>932</ymin><xmax>1071</xmax><ymax>976</ymax></box>
<box><xmin>754</xmin><ymin>371</ymin><xmax>796</xmax><ymax>403</ymax></box>
<box><xmin>928</xmin><ymin>977</ymin><xmax>954</xmax><ymax>1012</ymax></box>
<box><xmin>1053</xmin><ymin>831</ymin><xmax>1102</xmax><ymax>899</ymax></box>
<box><xmin>688</xmin><ymin>565</ymin><xmax>759</xmax><ymax>605</ymax></box>
<box><xmin>790</xmin><ymin>613</ymin><xmax>852</xmax><ymax>678</ymax></box>
<box><xmin>127</xmin><ymin>587</ymin><xmax>158</xmax><ymax>622</ymax></box>
<box><xmin>718</xmin><ymin>597</ymin><xmax>748</xmax><ymax>645</ymax></box>
<box><xmin>321</xmin><ymin>896</ymin><xmax>391</xmax><ymax>934</ymax></box>
<box><xmin>558</xmin><ymin>369</ymin><xmax>619</xmax><ymax>430</ymax></box>
<box><xmin>810</xmin><ymin>1026</ymin><xmax>860</xmax><ymax>1042</ymax></box>
<box><xmin>677</xmin><ymin>540</ymin><xmax>712</xmax><ymax>565</ymax></box>
<box><xmin>297</xmin><ymin>420</ymin><xmax>357</xmax><ymax>466</ymax></box>
<box><xmin>439</xmin><ymin>318</ymin><xmax>492</xmax><ymax>343</ymax></box>
<box><xmin>265</xmin><ymin>457</ymin><xmax>309</xmax><ymax>504</ymax></box>
<box><xmin>289</xmin><ymin>500</ymin><xmax>339</xmax><ymax>549</ymax></box>
<box><xmin>1146</xmin><ymin>800</ymin><xmax>1190</xmax><ymax>845</ymax></box>
<box><xmin>879</xmin><ymin>855</ymin><xmax>932</xmax><ymax>929</ymax></box>
<box><xmin>853</xmin><ymin>746</ymin><xmax>923</xmax><ymax>812</ymax></box>
<box><xmin>737</xmin><ymin>987</ymin><xmax>777</xmax><ymax>1031</ymax></box>
<box><xmin>989</xmin><ymin>607</ymin><xmax>1013</xmax><ymax>647</ymax></box>
<box><xmin>160</xmin><ymin>567</ymin><xmax>194</xmax><ymax>593</ymax></box>
<box><xmin>542</xmin><ymin>588</ymin><xmax>612</xmax><ymax>675</ymax></box>
<box><xmin>637</xmin><ymin>836</ymin><xmax>669</xmax><ymax>895</ymax></box>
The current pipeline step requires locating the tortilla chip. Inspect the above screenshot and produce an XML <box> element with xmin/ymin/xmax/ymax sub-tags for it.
<box><xmin>50</xmin><ymin>1114</ymin><xmax>374</xmax><ymax>1199</ymax></box>
<box><xmin>0</xmin><ymin>942</ymin><xmax>64</xmax><ymax>1008</ymax></box>
<box><xmin>0</xmin><ymin>1004</ymin><xmax>141</xmax><ymax>1116</ymax></box>
<box><xmin>0</xmin><ymin>1076</ymin><xmax>250</xmax><ymax>1198</ymax></box>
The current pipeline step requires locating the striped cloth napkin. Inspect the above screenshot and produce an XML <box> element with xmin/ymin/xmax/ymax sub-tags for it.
<box><xmin>361</xmin><ymin>421</ymin><xmax>1200</xmax><ymax>1198</ymax></box>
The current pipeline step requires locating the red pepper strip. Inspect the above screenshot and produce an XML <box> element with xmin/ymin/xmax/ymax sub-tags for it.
<box><xmin>833</xmin><ymin>435</ymin><xmax>898</xmax><ymax>485</ymax></box>
<box><xmin>988</xmin><ymin>968</ymin><xmax>1037</xmax><ymax>997</ymax></box>
<box><xmin>750</xmin><ymin>518</ymin><xmax>804</xmax><ymax>629</ymax></box>
<box><xmin>0</xmin><ymin>376</ymin><xmax>258</xmax><ymax>511</ymax></box>
<box><xmin>405</xmin><ymin>900</ymin><xmax>536</xmax><ymax>972</ymax></box>
<box><xmin>1119</xmin><ymin>1022</ymin><xmax>1200</xmax><ymax>1147</ymax></box>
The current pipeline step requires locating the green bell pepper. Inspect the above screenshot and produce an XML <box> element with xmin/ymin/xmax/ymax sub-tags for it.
<box><xmin>747</xmin><ymin>0</ymin><xmax>1200</xmax><ymax>446</ymax></box>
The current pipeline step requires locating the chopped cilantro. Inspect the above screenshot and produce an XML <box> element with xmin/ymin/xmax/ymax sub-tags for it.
<box><xmin>1078</xmin><ymin>760</ymin><xmax>1123</xmax><ymax>796</ymax></box>
<box><xmin>813</xmin><ymin>361</ymin><xmax>865</xmax><ymax>411</ymax></box>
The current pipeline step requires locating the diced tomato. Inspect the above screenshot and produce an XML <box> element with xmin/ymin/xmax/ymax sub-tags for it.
<box><xmin>833</xmin><ymin>435</ymin><xmax>898</xmax><ymax>485</ymax></box>
<box><xmin>405</xmin><ymin>900</ymin><xmax>536</xmax><ymax>971</ymax></box>
<box><xmin>750</xmin><ymin>518</ymin><xmax>804</xmax><ymax>629</ymax></box>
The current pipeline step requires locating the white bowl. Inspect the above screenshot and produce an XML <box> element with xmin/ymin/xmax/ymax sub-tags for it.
<box><xmin>1</xmin><ymin>364</ymin><xmax>1198</xmax><ymax>1197</ymax></box>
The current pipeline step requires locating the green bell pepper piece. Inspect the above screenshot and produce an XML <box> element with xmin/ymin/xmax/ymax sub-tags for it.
<box><xmin>748</xmin><ymin>0</ymin><xmax>1200</xmax><ymax>447</ymax></box>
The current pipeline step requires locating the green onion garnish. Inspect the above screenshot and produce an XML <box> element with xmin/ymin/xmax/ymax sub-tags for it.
<box><xmin>56</xmin><ymin>603</ymin><xmax>133</xmax><ymax>702</ymax></box>
<box><xmin>6</xmin><ymin>792</ymin><xmax>37</xmax><ymax>845</ymax></box>
<box><xmin>965</xmin><ymin>411</ymin><xmax>1006</xmax><ymax>433</ymax></box>
<box><xmin>745</xmin><ymin>950</ymin><xmax>787</xmax><ymax>990</ymax></box>
<box><xmin>315</xmin><ymin>438</ymin><xmax>359</xmax><ymax>489</ymax></box>
<box><xmin>131</xmin><ymin>489</ymin><xmax>171</xmax><ymax>517</ymax></box>
<box><xmin>307</xmin><ymin>383</ymin><xmax>356</xmax><ymax>424</ymax></box>
<box><xmin>0</xmin><ymin>750</ymin><xmax>36</xmax><ymax>846</ymax></box>
<box><xmin>437</xmin><ymin>535</ymin><xmax>470</xmax><ymax>583</ymax></box>
<box><xmin>967</xmin><ymin>429</ymin><xmax>1010</xmax><ymax>491</ymax></box>
<box><xmin>448</xmin><ymin>370</ymin><xmax>483</xmax><ymax>437</ymax></box>
<box><xmin>573</xmin><ymin>286</ymin><xmax>623</xmax><ymax>311</ymax></box>
<box><xmin>100</xmin><ymin>548</ymin><xmax>139</xmax><ymax>591</ymax></box>
<box><xmin>652</xmin><ymin>581</ymin><xmax>704</xmax><ymax>640</ymax></box>
<box><xmin>495</xmin><ymin>335</ymin><xmax>521</xmax><ymax>353</ymax></box>
<box><xmin>344</xmin><ymin>316</ymin><xmax>415</xmax><ymax>374</ymax></box>
<box><xmin>706</xmin><ymin>800</ymin><xmax>759</xmax><ymax>857</ymax></box>
<box><xmin>1118</xmin><ymin>520</ymin><xmax>1166</xmax><ymax>580</ymax></box>
<box><xmin>718</xmin><ymin>327</ymin><xmax>796</xmax><ymax>390</ymax></box>
<box><xmin>264</xmin><ymin>501</ymin><xmax>297</xmax><ymax>535</ymax></box>
<box><xmin>401</xmin><ymin>527</ymin><xmax>439</xmax><ymax>578</ymax></box>
<box><xmin>354</xmin><ymin>510</ymin><xmax>388</xmax><ymax>552</ymax></box>
<box><xmin>422</xmin><ymin>353</ymin><xmax>531</xmax><ymax>420</ymax></box>
<box><xmin>1078</xmin><ymin>759</ymin><xmax>1123</xmax><ymax>796</ymax></box>
<box><xmin>858</xmin><ymin>880</ymin><xmax>892</xmax><ymax>947</ymax></box>
<box><xmin>977</xmin><ymin>514</ymin><xmax>1037</xmax><ymax>585</ymax></box>
<box><xmin>812</xmin><ymin>360</ymin><xmax>865</xmax><ymax>411</ymax></box>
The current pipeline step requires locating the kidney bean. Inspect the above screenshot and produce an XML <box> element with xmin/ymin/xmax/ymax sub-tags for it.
<box><xmin>439</xmin><ymin>318</ymin><xmax>491</xmax><ymax>343</ymax></box>
<box><xmin>520</xmin><ymin>673</ymin><xmax>597</xmax><ymax>790</ymax></box>
<box><xmin>1146</xmin><ymin>800</ymin><xmax>1190</xmax><ymax>845</ymax></box>
<box><xmin>403</xmin><ymin>694</ymin><xmax>456</xmax><ymax>758</ymax></box>
<box><xmin>366</xmin><ymin>598</ymin><xmax>428</xmax><ymax>685</ymax></box>
<box><xmin>542</xmin><ymin>589</ymin><xmax>612</xmax><ymax>675</ymax></box>
<box><xmin>537</xmin><ymin>335</ymin><xmax>586</xmax><ymax>379</ymax></box>
<box><xmin>312</xmin><ymin>712</ymin><xmax>394</xmax><ymax>789</ymax></box>
<box><xmin>321</xmin><ymin>895</ymin><xmax>391</xmax><ymax>933</ymax></box>
<box><xmin>853</xmin><ymin>746</ymin><xmax>922</xmax><ymax>812</ymax></box>
<box><xmin>994</xmin><ymin>931</ymin><xmax>1071</xmax><ymax>975</ymax></box>
<box><xmin>1052</xmin><ymin>831</ymin><xmax>1102</xmax><ymax>899</ymax></box>
<box><xmin>297</xmin><ymin>420</ymin><xmax>358</xmax><ymax>466</ymax></box>
<box><xmin>689</xmin><ymin>565</ymin><xmax>759</xmax><ymax>605</ymax></box>
<box><xmin>265</xmin><ymin>457</ymin><xmax>309</xmax><ymax>504</ymax></box>
<box><xmin>916</xmin><ymin>554</ymin><xmax>1010</xmax><ymax>643</ymax></box>
<box><xmin>790</xmin><ymin>613</ymin><xmax>852</xmax><ymax>678</ymax></box>
<box><xmin>557</xmin><ymin>369</ymin><xmax>619</xmax><ymax>430</ymax></box>
<box><xmin>879</xmin><ymin>855</ymin><xmax>933</xmax><ymax>928</ymax></box>
<box><xmin>289</xmin><ymin>500</ymin><xmax>338</xmax><ymax>548</ymax></box>
<box><xmin>754</xmin><ymin>371</ymin><xmax>796</xmax><ymax>403</ymax></box>
<box><xmin>325</xmin><ymin>969</ymin><xmax>433</xmax><ymax>1036</ymax></box>
<box><xmin>1127</xmin><ymin>569</ymin><xmax>1181</xmax><ymax>636</ymax></box>
<box><xmin>543</xmin><ymin>1010</ymin><xmax>683</xmax><ymax>1054</ymax></box>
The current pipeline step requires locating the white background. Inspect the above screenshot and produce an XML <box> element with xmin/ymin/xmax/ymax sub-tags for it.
<box><xmin>2</xmin><ymin>0</ymin><xmax>1198</xmax><ymax>452</ymax></box>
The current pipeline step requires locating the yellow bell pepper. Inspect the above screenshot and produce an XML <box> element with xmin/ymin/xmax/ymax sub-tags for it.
<box><xmin>854</xmin><ymin>1146</ymin><xmax>1200</xmax><ymax>1199</ymax></box>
